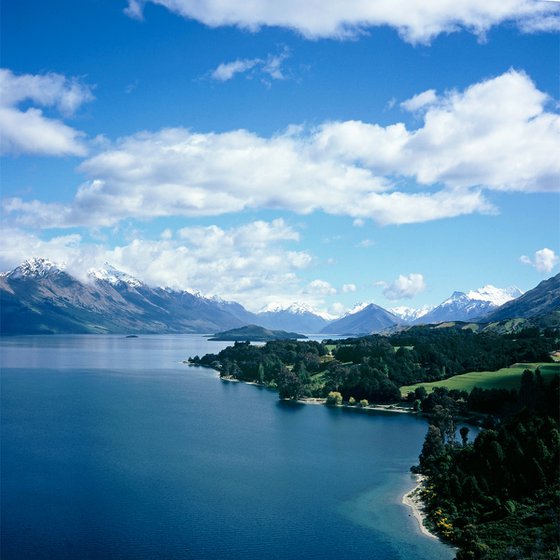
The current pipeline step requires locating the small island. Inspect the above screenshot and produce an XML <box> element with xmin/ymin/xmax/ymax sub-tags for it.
<box><xmin>208</xmin><ymin>324</ymin><xmax>307</xmax><ymax>342</ymax></box>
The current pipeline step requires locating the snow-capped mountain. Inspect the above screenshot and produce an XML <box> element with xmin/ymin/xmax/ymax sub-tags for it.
<box><xmin>484</xmin><ymin>274</ymin><xmax>559</xmax><ymax>322</ymax></box>
<box><xmin>259</xmin><ymin>302</ymin><xmax>334</xmax><ymax>321</ymax></box>
<box><xmin>417</xmin><ymin>285</ymin><xmax>523</xmax><ymax>324</ymax></box>
<box><xmin>0</xmin><ymin>259</ymin><xmax>250</xmax><ymax>335</ymax></box>
<box><xmin>88</xmin><ymin>263</ymin><xmax>144</xmax><ymax>288</ymax></box>
<box><xmin>344</xmin><ymin>302</ymin><xmax>371</xmax><ymax>316</ymax></box>
<box><xmin>390</xmin><ymin>305</ymin><xmax>435</xmax><ymax>323</ymax></box>
<box><xmin>257</xmin><ymin>302</ymin><xmax>332</xmax><ymax>333</ymax></box>
<box><xmin>2</xmin><ymin>257</ymin><xmax>67</xmax><ymax>280</ymax></box>
<box><xmin>4</xmin><ymin>258</ymin><xmax>553</xmax><ymax>336</ymax></box>
<box><xmin>465</xmin><ymin>285</ymin><xmax>522</xmax><ymax>306</ymax></box>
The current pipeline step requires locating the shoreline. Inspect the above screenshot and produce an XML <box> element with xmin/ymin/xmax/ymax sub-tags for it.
<box><xmin>214</xmin><ymin>368</ymin><xmax>451</xmax><ymax>549</ymax></box>
<box><xmin>216</xmin><ymin>372</ymin><xmax>417</xmax><ymax>413</ymax></box>
<box><xmin>402</xmin><ymin>474</ymin><xmax>438</xmax><ymax>540</ymax></box>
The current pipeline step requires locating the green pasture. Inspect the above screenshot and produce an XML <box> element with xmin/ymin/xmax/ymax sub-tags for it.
<box><xmin>400</xmin><ymin>362</ymin><xmax>560</xmax><ymax>398</ymax></box>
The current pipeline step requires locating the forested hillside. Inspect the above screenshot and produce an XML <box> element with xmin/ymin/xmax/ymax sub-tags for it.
<box><xmin>191</xmin><ymin>324</ymin><xmax>558</xmax><ymax>404</ymax></box>
<box><xmin>414</xmin><ymin>370</ymin><xmax>559</xmax><ymax>559</ymax></box>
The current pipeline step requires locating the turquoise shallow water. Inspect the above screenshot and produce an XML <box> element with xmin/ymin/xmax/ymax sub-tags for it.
<box><xmin>1</xmin><ymin>335</ymin><xmax>454</xmax><ymax>560</ymax></box>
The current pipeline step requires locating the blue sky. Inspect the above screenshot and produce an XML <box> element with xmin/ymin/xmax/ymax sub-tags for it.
<box><xmin>1</xmin><ymin>0</ymin><xmax>559</xmax><ymax>315</ymax></box>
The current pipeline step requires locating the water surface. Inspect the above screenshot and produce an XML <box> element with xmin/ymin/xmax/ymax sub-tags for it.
<box><xmin>1</xmin><ymin>335</ymin><xmax>454</xmax><ymax>560</ymax></box>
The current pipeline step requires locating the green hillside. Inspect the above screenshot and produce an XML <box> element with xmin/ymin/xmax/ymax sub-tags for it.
<box><xmin>400</xmin><ymin>362</ymin><xmax>560</xmax><ymax>397</ymax></box>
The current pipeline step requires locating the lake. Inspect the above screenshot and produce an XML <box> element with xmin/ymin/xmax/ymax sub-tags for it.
<box><xmin>0</xmin><ymin>335</ymin><xmax>454</xmax><ymax>560</ymax></box>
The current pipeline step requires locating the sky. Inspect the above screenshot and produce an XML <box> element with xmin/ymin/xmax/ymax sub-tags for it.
<box><xmin>1</xmin><ymin>0</ymin><xmax>559</xmax><ymax>316</ymax></box>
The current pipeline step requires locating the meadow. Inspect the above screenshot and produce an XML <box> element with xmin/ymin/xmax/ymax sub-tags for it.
<box><xmin>400</xmin><ymin>362</ymin><xmax>560</xmax><ymax>397</ymax></box>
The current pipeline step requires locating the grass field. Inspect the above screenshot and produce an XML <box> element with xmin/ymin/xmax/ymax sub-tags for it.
<box><xmin>400</xmin><ymin>362</ymin><xmax>560</xmax><ymax>398</ymax></box>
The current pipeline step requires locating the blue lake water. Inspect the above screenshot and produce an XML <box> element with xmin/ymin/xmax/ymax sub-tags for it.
<box><xmin>1</xmin><ymin>335</ymin><xmax>454</xmax><ymax>560</ymax></box>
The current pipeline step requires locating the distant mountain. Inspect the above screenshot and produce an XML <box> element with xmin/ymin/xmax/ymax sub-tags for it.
<box><xmin>416</xmin><ymin>285</ymin><xmax>523</xmax><ymax>324</ymax></box>
<box><xmin>256</xmin><ymin>302</ymin><xmax>331</xmax><ymax>333</ymax></box>
<box><xmin>320</xmin><ymin>302</ymin><xmax>400</xmax><ymax>335</ymax></box>
<box><xmin>4</xmin><ymin>258</ymin><xmax>555</xmax><ymax>336</ymax></box>
<box><xmin>483</xmin><ymin>273</ymin><xmax>560</xmax><ymax>322</ymax></box>
<box><xmin>209</xmin><ymin>296</ymin><xmax>262</xmax><ymax>325</ymax></box>
<box><xmin>0</xmin><ymin>258</ymin><xmax>250</xmax><ymax>335</ymax></box>
<box><xmin>390</xmin><ymin>305</ymin><xmax>434</xmax><ymax>323</ymax></box>
<box><xmin>209</xmin><ymin>324</ymin><xmax>306</xmax><ymax>341</ymax></box>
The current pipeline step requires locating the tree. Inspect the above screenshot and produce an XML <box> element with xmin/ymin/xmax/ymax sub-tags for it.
<box><xmin>326</xmin><ymin>391</ymin><xmax>343</xmax><ymax>405</ymax></box>
<box><xmin>419</xmin><ymin>425</ymin><xmax>445</xmax><ymax>471</ymax></box>
<box><xmin>277</xmin><ymin>367</ymin><xmax>303</xmax><ymax>400</ymax></box>
<box><xmin>432</xmin><ymin>404</ymin><xmax>456</xmax><ymax>445</ymax></box>
<box><xmin>459</xmin><ymin>426</ymin><xmax>470</xmax><ymax>447</ymax></box>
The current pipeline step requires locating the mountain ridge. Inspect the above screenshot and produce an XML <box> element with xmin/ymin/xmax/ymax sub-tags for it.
<box><xmin>415</xmin><ymin>285</ymin><xmax>523</xmax><ymax>325</ymax></box>
<box><xmin>1</xmin><ymin>258</ymin><xmax>558</xmax><ymax>335</ymax></box>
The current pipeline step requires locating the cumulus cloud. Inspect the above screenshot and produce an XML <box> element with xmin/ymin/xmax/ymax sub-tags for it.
<box><xmin>0</xmin><ymin>68</ymin><xmax>94</xmax><ymax>156</ymax></box>
<box><xmin>125</xmin><ymin>0</ymin><xmax>559</xmax><ymax>43</ymax></box>
<box><xmin>4</xmin><ymin>71</ymin><xmax>558</xmax><ymax>228</ymax></box>
<box><xmin>520</xmin><ymin>248</ymin><xmax>559</xmax><ymax>274</ymax></box>
<box><xmin>305</xmin><ymin>279</ymin><xmax>337</xmax><ymax>296</ymax></box>
<box><xmin>382</xmin><ymin>273</ymin><xmax>426</xmax><ymax>300</ymax></box>
<box><xmin>0</xmin><ymin>227</ymin><xmax>84</xmax><ymax>272</ymax></box>
<box><xmin>0</xmin><ymin>220</ymin><xmax>320</xmax><ymax>311</ymax></box>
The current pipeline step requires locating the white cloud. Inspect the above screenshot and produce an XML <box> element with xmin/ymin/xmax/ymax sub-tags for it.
<box><xmin>0</xmin><ymin>68</ymin><xmax>94</xmax><ymax>156</ymax></box>
<box><xmin>4</xmin><ymin>71</ymin><xmax>558</xmax><ymax>228</ymax></box>
<box><xmin>211</xmin><ymin>58</ymin><xmax>261</xmax><ymax>81</ymax></box>
<box><xmin>401</xmin><ymin>89</ymin><xmax>437</xmax><ymax>112</ymax></box>
<box><xmin>210</xmin><ymin>47</ymin><xmax>290</xmax><ymax>83</ymax></box>
<box><xmin>329</xmin><ymin>302</ymin><xmax>347</xmax><ymax>317</ymax></box>
<box><xmin>125</xmin><ymin>0</ymin><xmax>560</xmax><ymax>43</ymax></box>
<box><xmin>0</xmin><ymin>227</ymin><xmax>84</xmax><ymax>272</ymax></box>
<box><xmin>520</xmin><ymin>248</ymin><xmax>559</xmax><ymax>274</ymax></box>
<box><xmin>316</xmin><ymin>71</ymin><xmax>560</xmax><ymax>193</ymax></box>
<box><xmin>261</xmin><ymin>48</ymin><xmax>290</xmax><ymax>81</ymax></box>
<box><xmin>342</xmin><ymin>283</ymin><xmax>357</xmax><ymax>293</ymax></box>
<box><xmin>305</xmin><ymin>279</ymin><xmax>337</xmax><ymax>296</ymax></box>
<box><xmin>0</xmin><ymin>220</ymin><xmax>320</xmax><ymax>311</ymax></box>
<box><xmin>358</xmin><ymin>239</ymin><xmax>376</xmax><ymax>248</ymax></box>
<box><xmin>382</xmin><ymin>273</ymin><xmax>426</xmax><ymax>300</ymax></box>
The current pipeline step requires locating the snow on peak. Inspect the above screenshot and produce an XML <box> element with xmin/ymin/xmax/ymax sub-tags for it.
<box><xmin>88</xmin><ymin>263</ymin><xmax>143</xmax><ymax>288</ymax></box>
<box><xmin>7</xmin><ymin>258</ymin><xmax>66</xmax><ymax>279</ymax></box>
<box><xmin>390</xmin><ymin>305</ymin><xmax>434</xmax><ymax>321</ymax></box>
<box><xmin>259</xmin><ymin>302</ymin><xmax>334</xmax><ymax>321</ymax></box>
<box><xmin>345</xmin><ymin>302</ymin><xmax>371</xmax><ymax>316</ymax></box>
<box><xmin>260</xmin><ymin>301</ymin><xmax>310</xmax><ymax>314</ymax></box>
<box><xmin>466</xmin><ymin>285</ymin><xmax>522</xmax><ymax>306</ymax></box>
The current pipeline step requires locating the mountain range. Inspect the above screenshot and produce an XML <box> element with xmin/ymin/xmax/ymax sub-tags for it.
<box><xmin>411</xmin><ymin>285</ymin><xmax>523</xmax><ymax>326</ymax></box>
<box><xmin>1</xmin><ymin>258</ymin><xmax>558</xmax><ymax>336</ymax></box>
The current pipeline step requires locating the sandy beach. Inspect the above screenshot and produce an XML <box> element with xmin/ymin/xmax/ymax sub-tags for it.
<box><xmin>402</xmin><ymin>475</ymin><xmax>438</xmax><ymax>540</ymax></box>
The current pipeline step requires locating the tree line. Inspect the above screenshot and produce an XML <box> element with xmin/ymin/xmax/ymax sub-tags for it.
<box><xmin>191</xmin><ymin>324</ymin><xmax>557</xmax><ymax>405</ymax></box>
